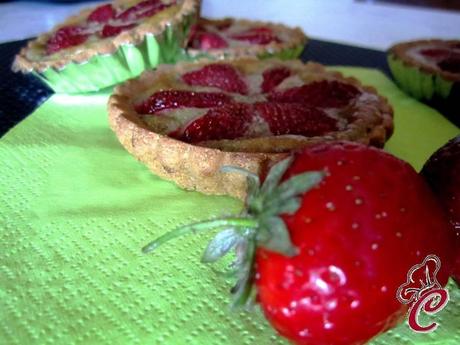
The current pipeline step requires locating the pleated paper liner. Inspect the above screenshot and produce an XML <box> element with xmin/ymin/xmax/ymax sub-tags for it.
<box><xmin>388</xmin><ymin>54</ymin><xmax>459</xmax><ymax>125</ymax></box>
<box><xmin>34</xmin><ymin>16</ymin><xmax>196</xmax><ymax>94</ymax></box>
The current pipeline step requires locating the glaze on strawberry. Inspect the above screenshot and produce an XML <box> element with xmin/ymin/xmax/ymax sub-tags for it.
<box><xmin>134</xmin><ymin>90</ymin><xmax>233</xmax><ymax>114</ymax></box>
<box><xmin>181</xmin><ymin>63</ymin><xmax>249</xmax><ymax>94</ymax></box>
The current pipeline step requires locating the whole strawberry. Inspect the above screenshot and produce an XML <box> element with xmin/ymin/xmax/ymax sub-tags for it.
<box><xmin>421</xmin><ymin>135</ymin><xmax>460</xmax><ymax>284</ymax></box>
<box><xmin>144</xmin><ymin>141</ymin><xmax>454</xmax><ymax>345</ymax></box>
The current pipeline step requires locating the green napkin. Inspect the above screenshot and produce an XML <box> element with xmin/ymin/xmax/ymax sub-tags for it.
<box><xmin>1</xmin><ymin>67</ymin><xmax>459</xmax><ymax>345</ymax></box>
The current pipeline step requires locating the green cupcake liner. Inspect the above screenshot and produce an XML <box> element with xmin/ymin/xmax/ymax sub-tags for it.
<box><xmin>34</xmin><ymin>13</ymin><xmax>196</xmax><ymax>94</ymax></box>
<box><xmin>387</xmin><ymin>54</ymin><xmax>454</xmax><ymax>101</ymax></box>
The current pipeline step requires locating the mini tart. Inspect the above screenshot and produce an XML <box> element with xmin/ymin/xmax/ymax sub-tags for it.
<box><xmin>12</xmin><ymin>0</ymin><xmax>200</xmax><ymax>93</ymax></box>
<box><xmin>185</xmin><ymin>17</ymin><xmax>307</xmax><ymax>61</ymax></box>
<box><xmin>108</xmin><ymin>59</ymin><xmax>393</xmax><ymax>199</ymax></box>
<box><xmin>388</xmin><ymin>39</ymin><xmax>460</xmax><ymax>123</ymax></box>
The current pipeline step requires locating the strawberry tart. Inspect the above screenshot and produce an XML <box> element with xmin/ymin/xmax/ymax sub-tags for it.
<box><xmin>388</xmin><ymin>39</ymin><xmax>460</xmax><ymax>123</ymax></box>
<box><xmin>108</xmin><ymin>59</ymin><xmax>393</xmax><ymax>198</ymax></box>
<box><xmin>13</xmin><ymin>0</ymin><xmax>200</xmax><ymax>93</ymax></box>
<box><xmin>186</xmin><ymin>17</ymin><xmax>307</xmax><ymax>60</ymax></box>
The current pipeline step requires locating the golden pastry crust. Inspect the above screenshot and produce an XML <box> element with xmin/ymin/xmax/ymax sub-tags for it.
<box><xmin>389</xmin><ymin>39</ymin><xmax>460</xmax><ymax>82</ymax></box>
<box><xmin>13</xmin><ymin>0</ymin><xmax>200</xmax><ymax>73</ymax></box>
<box><xmin>108</xmin><ymin>58</ymin><xmax>393</xmax><ymax>199</ymax></box>
<box><xmin>187</xmin><ymin>17</ymin><xmax>307</xmax><ymax>60</ymax></box>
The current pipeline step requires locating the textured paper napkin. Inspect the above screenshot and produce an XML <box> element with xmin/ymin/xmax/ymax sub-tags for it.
<box><xmin>1</xmin><ymin>67</ymin><xmax>459</xmax><ymax>345</ymax></box>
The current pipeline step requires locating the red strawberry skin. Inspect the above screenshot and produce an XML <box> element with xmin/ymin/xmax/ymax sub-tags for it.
<box><xmin>421</xmin><ymin>135</ymin><xmax>460</xmax><ymax>284</ymax></box>
<box><xmin>231</xmin><ymin>27</ymin><xmax>281</xmax><ymax>45</ymax></box>
<box><xmin>182</xmin><ymin>64</ymin><xmax>248</xmax><ymax>94</ymax></box>
<box><xmin>87</xmin><ymin>4</ymin><xmax>115</xmax><ymax>23</ymax></box>
<box><xmin>269</xmin><ymin>80</ymin><xmax>361</xmax><ymax>108</ymax></box>
<box><xmin>180</xmin><ymin>103</ymin><xmax>253</xmax><ymax>143</ymax></box>
<box><xmin>255</xmin><ymin>142</ymin><xmax>455</xmax><ymax>345</ymax></box>
<box><xmin>101</xmin><ymin>23</ymin><xmax>137</xmax><ymax>38</ymax></box>
<box><xmin>261</xmin><ymin>67</ymin><xmax>291</xmax><ymax>93</ymax></box>
<box><xmin>134</xmin><ymin>90</ymin><xmax>233</xmax><ymax>114</ymax></box>
<box><xmin>254</xmin><ymin>102</ymin><xmax>338</xmax><ymax>136</ymax></box>
<box><xmin>46</xmin><ymin>26</ymin><xmax>89</xmax><ymax>54</ymax></box>
<box><xmin>191</xmin><ymin>32</ymin><xmax>229</xmax><ymax>50</ymax></box>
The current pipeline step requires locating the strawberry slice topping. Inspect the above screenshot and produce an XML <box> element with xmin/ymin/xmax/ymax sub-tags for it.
<box><xmin>231</xmin><ymin>27</ymin><xmax>281</xmax><ymax>45</ymax></box>
<box><xmin>136</xmin><ymin>64</ymin><xmax>363</xmax><ymax>142</ymax></box>
<box><xmin>182</xmin><ymin>64</ymin><xmax>248</xmax><ymax>94</ymax></box>
<box><xmin>419</xmin><ymin>47</ymin><xmax>460</xmax><ymax>73</ymax></box>
<box><xmin>46</xmin><ymin>26</ymin><xmax>89</xmax><ymax>54</ymax></box>
<box><xmin>87</xmin><ymin>4</ymin><xmax>115</xmax><ymax>23</ymax></box>
<box><xmin>269</xmin><ymin>80</ymin><xmax>361</xmax><ymax>108</ymax></box>
<box><xmin>190</xmin><ymin>32</ymin><xmax>229</xmax><ymax>50</ymax></box>
<box><xmin>101</xmin><ymin>23</ymin><xmax>137</xmax><ymax>38</ymax></box>
<box><xmin>135</xmin><ymin>90</ymin><xmax>233</xmax><ymax>114</ymax></box>
<box><xmin>261</xmin><ymin>67</ymin><xmax>291</xmax><ymax>93</ymax></box>
<box><xmin>180</xmin><ymin>103</ymin><xmax>254</xmax><ymax>143</ymax></box>
<box><xmin>254</xmin><ymin>102</ymin><xmax>338</xmax><ymax>136</ymax></box>
<box><xmin>45</xmin><ymin>0</ymin><xmax>175</xmax><ymax>54</ymax></box>
<box><xmin>420</xmin><ymin>48</ymin><xmax>451</xmax><ymax>59</ymax></box>
<box><xmin>176</xmin><ymin>101</ymin><xmax>338</xmax><ymax>143</ymax></box>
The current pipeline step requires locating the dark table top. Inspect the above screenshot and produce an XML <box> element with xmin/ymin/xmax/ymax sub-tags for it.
<box><xmin>0</xmin><ymin>38</ymin><xmax>397</xmax><ymax>138</ymax></box>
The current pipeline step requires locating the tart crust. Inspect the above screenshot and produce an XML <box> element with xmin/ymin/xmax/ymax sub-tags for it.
<box><xmin>13</xmin><ymin>0</ymin><xmax>200</xmax><ymax>73</ymax></box>
<box><xmin>389</xmin><ymin>39</ymin><xmax>460</xmax><ymax>82</ymax></box>
<box><xmin>108</xmin><ymin>59</ymin><xmax>393</xmax><ymax>199</ymax></box>
<box><xmin>186</xmin><ymin>17</ymin><xmax>307</xmax><ymax>60</ymax></box>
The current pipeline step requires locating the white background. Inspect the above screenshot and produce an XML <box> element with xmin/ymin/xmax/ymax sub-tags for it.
<box><xmin>0</xmin><ymin>0</ymin><xmax>459</xmax><ymax>50</ymax></box>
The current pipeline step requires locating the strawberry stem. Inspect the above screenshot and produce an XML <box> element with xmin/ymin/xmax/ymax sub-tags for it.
<box><xmin>142</xmin><ymin>217</ymin><xmax>259</xmax><ymax>254</ymax></box>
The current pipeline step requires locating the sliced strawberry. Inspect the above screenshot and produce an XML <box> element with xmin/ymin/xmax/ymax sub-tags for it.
<box><xmin>255</xmin><ymin>102</ymin><xmax>338</xmax><ymax>136</ymax></box>
<box><xmin>182</xmin><ymin>64</ymin><xmax>248</xmax><ymax>94</ymax></box>
<box><xmin>180</xmin><ymin>103</ymin><xmax>253</xmax><ymax>142</ymax></box>
<box><xmin>87</xmin><ymin>4</ymin><xmax>115</xmax><ymax>23</ymax></box>
<box><xmin>190</xmin><ymin>32</ymin><xmax>229</xmax><ymax>50</ymax></box>
<box><xmin>231</xmin><ymin>27</ymin><xmax>281</xmax><ymax>45</ymax></box>
<box><xmin>269</xmin><ymin>80</ymin><xmax>361</xmax><ymax>108</ymax></box>
<box><xmin>261</xmin><ymin>67</ymin><xmax>291</xmax><ymax>93</ymax></box>
<box><xmin>134</xmin><ymin>90</ymin><xmax>233</xmax><ymax>114</ymax></box>
<box><xmin>419</xmin><ymin>48</ymin><xmax>451</xmax><ymax>59</ymax></box>
<box><xmin>101</xmin><ymin>23</ymin><xmax>137</xmax><ymax>38</ymax></box>
<box><xmin>117</xmin><ymin>0</ymin><xmax>171</xmax><ymax>21</ymax></box>
<box><xmin>46</xmin><ymin>26</ymin><xmax>89</xmax><ymax>54</ymax></box>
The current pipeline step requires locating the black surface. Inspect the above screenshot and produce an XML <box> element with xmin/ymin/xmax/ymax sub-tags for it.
<box><xmin>0</xmin><ymin>39</ymin><xmax>52</xmax><ymax>137</ymax></box>
<box><xmin>301</xmin><ymin>39</ymin><xmax>392</xmax><ymax>77</ymax></box>
<box><xmin>0</xmin><ymin>38</ymin><xmax>391</xmax><ymax>138</ymax></box>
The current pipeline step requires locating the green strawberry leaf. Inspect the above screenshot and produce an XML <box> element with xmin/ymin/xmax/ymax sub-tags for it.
<box><xmin>202</xmin><ymin>229</ymin><xmax>240</xmax><ymax>263</ymax></box>
<box><xmin>260</xmin><ymin>157</ymin><xmax>293</xmax><ymax>196</ymax></box>
<box><xmin>274</xmin><ymin>196</ymin><xmax>302</xmax><ymax>215</ymax></box>
<box><xmin>270</xmin><ymin>171</ymin><xmax>324</xmax><ymax>204</ymax></box>
<box><xmin>259</xmin><ymin>216</ymin><xmax>298</xmax><ymax>257</ymax></box>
